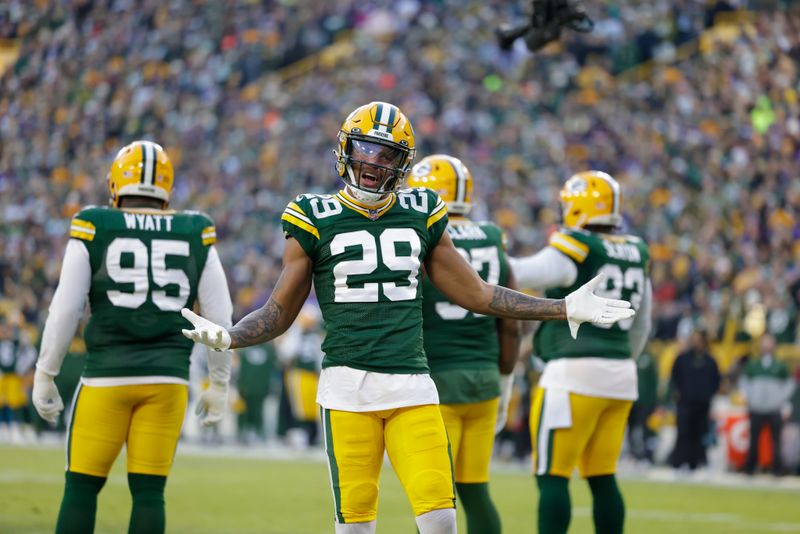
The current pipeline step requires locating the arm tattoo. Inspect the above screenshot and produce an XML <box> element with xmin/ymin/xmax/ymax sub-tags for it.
<box><xmin>489</xmin><ymin>286</ymin><xmax>566</xmax><ymax>320</ymax></box>
<box><xmin>229</xmin><ymin>297</ymin><xmax>284</xmax><ymax>349</ymax></box>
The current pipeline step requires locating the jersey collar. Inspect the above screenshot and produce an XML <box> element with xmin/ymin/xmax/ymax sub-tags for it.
<box><xmin>120</xmin><ymin>207</ymin><xmax>177</xmax><ymax>215</ymax></box>
<box><xmin>336</xmin><ymin>189</ymin><xmax>396</xmax><ymax>221</ymax></box>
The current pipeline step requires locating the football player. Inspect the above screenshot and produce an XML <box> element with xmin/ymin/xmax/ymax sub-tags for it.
<box><xmin>407</xmin><ymin>155</ymin><xmax>519</xmax><ymax>534</ymax></box>
<box><xmin>509</xmin><ymin>171</ymin><xmax>652</xmax><ymax>534</ymax></box>
<box><xmin>0</xmin><ymin>316</ymin><xmax>37</xmax><ymax>443</ymax></box>
<box><xmin>182</xmin><ymin>102</ymin><xmax>634</xmax><ymax>534</ymax></box>
<box><xmin>32</xmin><ymin>141</ymin><xmax>234</xmax><ymax>534</ymax></box>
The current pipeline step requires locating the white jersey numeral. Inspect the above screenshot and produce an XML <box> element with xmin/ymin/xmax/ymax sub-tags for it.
<box><xmin>331</xmin><ymin>230</ymin><xmax>379</xmax><ymax>302</ymax></box>
<box><xmin>435</xmin><ymin>246</ymin><xmax>500</xmax><ymax>320</ymax></box>
<box><xmin>331</xmin><ymin>228</ymin><xmax>421</xmax><ymax>303</ymax></box>
<box><xmin>593</xmin><ymin>264</ymin><xmax>644</xmax><ymax>331</ymax></box>
<box><xmin>106</xmin><ymin>238</ymin><xmax>149</xmax><ymax>308</ymax></box>
<box><xmin>106</xmin><ymin>237</ymin><xmax>191</xmax><ymax>310</ymax></box>
<box><xmin>308</xmin><ymin>196</ymin><xmax>343</xmax><ymax>219</ymax></box>
<box><xmin>380</xmin><ymin>228</ymin><xmax>421</xmax><ymax>301</ymax></box>
<box><xmin>397</xmin><ymin>189</ymin><xmax>429</xmax><ymax>213</ymax></box>
<box><xmin>150</xmin><ymin>239</ymin><xmax>191</xmax><ymax>311</ymax></box>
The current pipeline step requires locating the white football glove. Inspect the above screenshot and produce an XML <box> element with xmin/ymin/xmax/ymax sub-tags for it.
<box><xmin>564</xmin><ymin>273</ymin><xmax>635</xmax><ymax>339</ymax></box>
<box><xmin>195</xmin><ymin>382</ymin><xmax>228</xmax><ymax>426</ymax></box>
<box><xmin>32</xmin><ymin>369</ymin><xmax>64</xmax><ymax>425</ymax></box>
<box><xmin>181</xmin><ymin>308</ymin><xmax>231</xmax><ymax>351</ymax></box>
<box><xmin>495</xmin><ymin>374</ymin><xmax>514</xmax><ymax>434</ymax></box>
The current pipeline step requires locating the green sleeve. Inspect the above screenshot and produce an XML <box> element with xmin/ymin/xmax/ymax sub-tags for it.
<box><xmin>192</xmin><ymin>211</ymin><xmax>218</xmax><ymax>248</ymax></box>
<box><xmin>425</xmin><ymin>190</ymin><xmax>449</xmax><ymax>247</ymax></box>
<box><xmin>280</xmin><ymin>196</ymin><xmax>319</xmax><ymax>258</ymax></box>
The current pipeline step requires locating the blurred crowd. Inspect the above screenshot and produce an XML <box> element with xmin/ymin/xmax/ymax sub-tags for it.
<box><xmin>1</xmin><ymin>0</ymin><xmax>800</xmax><ymax>469</ymax></box>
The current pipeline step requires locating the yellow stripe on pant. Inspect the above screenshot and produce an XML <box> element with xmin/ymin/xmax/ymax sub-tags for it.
<box><xmin>322</xmin><ymin>404</ymin><xmax>455</xmax><ymax>523</ymax></box>
<box><xmin>530</xmin><ymin>387</ymin><xmax>632</xmax><ymax>478</ymax></box>
<box><xmin>67</xmin><ymin>383</ymin><xmax>188</xmax><ymax>477</ymax></box>
<box><xmin>439</xmin><ymin>398</ymin><xmax>499</xmax><ymax>483</ymax></box>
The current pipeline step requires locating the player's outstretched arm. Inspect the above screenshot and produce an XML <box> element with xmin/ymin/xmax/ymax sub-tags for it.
<box><xmin>425</xmin><ymin>233</ymin><xmax>634</xmax><ymax>337</ymax></box>
<box><xmin>182</xmin><ymin>238</ymin><xmax>313</xmax><ymax>350</ymax></box>
<box><xmin>426</xmin><ymin>231</ymin><xmax>564</xmax><ymax>319</ymax></box>
<box><xmin>496</xmin><ymin>266</ymin><xmax>521</xmax><ymax>376</ymax></box>
<box><xmin>495</xmin><ymin>265</ymin><xmax>521</xmax><ymax>433</ymax></box>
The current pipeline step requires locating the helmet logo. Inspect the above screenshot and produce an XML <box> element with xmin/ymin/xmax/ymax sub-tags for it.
<box><xmin>412</xmin><ymin>162</ymin><xmax>431</xmax><ymax>177</ymax></box>
<box><xmin>566</xmin><ymin>178</ymin><xmax>588</xmax><ymax>193</ymax></box>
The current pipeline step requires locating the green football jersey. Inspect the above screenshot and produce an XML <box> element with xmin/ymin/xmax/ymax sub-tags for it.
<box><xmin>534</xmin><ymin>228</ymin><xmax>650</xmax><ymax>361</ymax></box>
<box><xmin>421</xmin><ymin>219</ymin><xmax>510</xmax><ymax>403</ymax></box>
<box><xmin>281</xmin><ymin>187</ymin><xmax>449</xmax><ymax>374</ymax></box>
<box><xmin>70</xmin><ymin>206</ymin><xmax>217</xmax><ymax>380</ymax></box>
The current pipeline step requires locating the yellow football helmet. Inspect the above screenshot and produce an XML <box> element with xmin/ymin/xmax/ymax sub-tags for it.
<box><xmin>108</xmin><ymin>140</ymin><xmax>174</xmax><ymax>207</ymax></box>
<box><xmin>560</xmin><ymin>170</ymin><xmax>622</xmax><ymax>228</ymax></box>
<box><xmin>334</xmin><ymin>101</ymin><xmax>415</xmax><ymax>199</ymax></box>
<box><xmin>407</xmin><ymin>154</ymin><xmax>473</xmax><ymax>215</ymax></box>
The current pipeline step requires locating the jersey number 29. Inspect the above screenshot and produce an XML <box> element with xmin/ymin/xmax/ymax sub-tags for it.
<box><xmin>331</xmin><ymin>229</ymin><xmax>420</xmax><ymax>303</ymax></box>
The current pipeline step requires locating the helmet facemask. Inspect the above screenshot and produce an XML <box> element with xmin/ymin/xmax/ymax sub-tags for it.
<box><xmin>341</xmin><ymin>136</ymin><xmax>411</xmax><ymax>201</ymax></box>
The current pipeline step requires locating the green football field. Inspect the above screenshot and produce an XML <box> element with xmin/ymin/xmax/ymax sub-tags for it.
<box><xmin>1</xmin><ymin>444</ymin><xmax>799</xmax><ymax>534</ymax></box>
